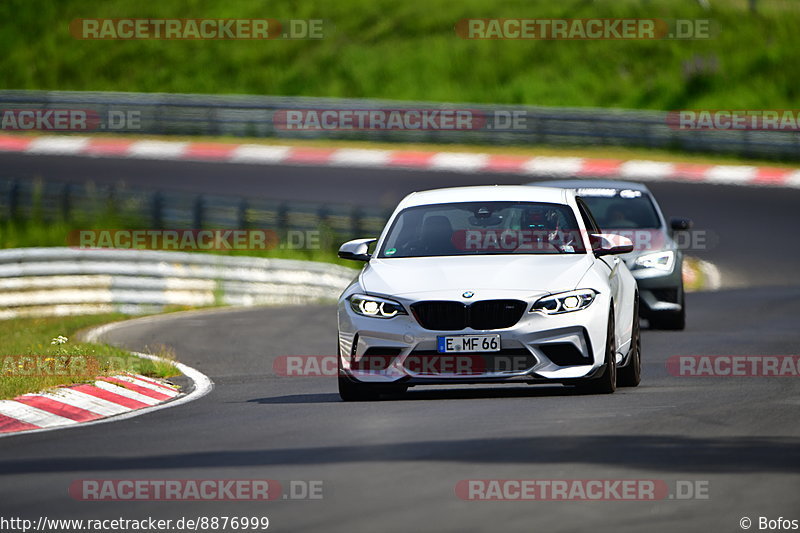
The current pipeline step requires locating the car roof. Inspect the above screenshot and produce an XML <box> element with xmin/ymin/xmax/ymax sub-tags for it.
<box><xmin>531</xmin><ymin>179</ymin><xmax>653</xmax><ymax>193</ymax></box>
<box><xmin>398</xmin><ymin>185</ymin><xmax>571</xmax><ymax>209</ymax></box>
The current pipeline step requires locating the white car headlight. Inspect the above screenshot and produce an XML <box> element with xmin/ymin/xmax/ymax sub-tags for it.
<box><xmin>531</xmin><ymin>289</ymin><xmax>596</xmax><ymax>315</ymax></box>
<box><xmin>349</xmin><ymin>294</ymin><xmax>407</xmax><ymax>319</ymax></box>
<box><xmin>634</xmin><ymin>250</ymin><xmax>675</xmax><ymax>272</ymax></box>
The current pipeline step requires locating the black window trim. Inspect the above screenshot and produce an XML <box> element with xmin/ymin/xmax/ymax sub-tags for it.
<box><xmin>575</xmin><ymin>197</ymin><xmax>601</xmax><ymax>234</ymax></box>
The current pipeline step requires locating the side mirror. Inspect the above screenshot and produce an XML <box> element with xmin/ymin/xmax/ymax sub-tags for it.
<box><xmin>670</xmin><ymin>218</ymin><xmax>693</xmax><ymax>232</ymax></box>
<box><xmin>591</xmin><ymin>233</ymin><xmax>634</xmax><ymax>257</ymax></box>
<box><xmin>338</xmin><ymin>238</ymin><xmax>377</xmax><ymax>262</ymax></box>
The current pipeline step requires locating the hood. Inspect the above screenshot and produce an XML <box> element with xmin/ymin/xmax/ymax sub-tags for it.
<box><xmin>360</xmin><ymin>254</ymin><xmax>593</xmax><ymax>297</ymax></box>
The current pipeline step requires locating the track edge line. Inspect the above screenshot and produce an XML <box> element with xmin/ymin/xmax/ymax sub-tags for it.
<box><xmin>0</xmin><ymin>319</ymin><xmax>214</xmax><ymax>439</ymax></box>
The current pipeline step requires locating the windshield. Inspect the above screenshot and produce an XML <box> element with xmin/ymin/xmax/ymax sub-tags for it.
<box><xmin>578</xmin><ymin>189</ymin><xmax>662</xmax><ymax>230</ymax></box>
<box><xmin>378</xmin><ymin>201</ymin><xmax>586</xmax><ymax>258</ymax></box>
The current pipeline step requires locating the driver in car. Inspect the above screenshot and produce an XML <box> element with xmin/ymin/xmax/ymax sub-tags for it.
<box><xmin>523</xmin><ymin>206</ymin><xmax>578</xmax><ymax>253</ymax></box>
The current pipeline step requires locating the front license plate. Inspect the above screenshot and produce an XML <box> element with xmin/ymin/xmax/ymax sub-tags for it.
<box><xmin>437</xmin><ymin>334</ymin><xmax>501</xmax><ymax>353</ymax></box>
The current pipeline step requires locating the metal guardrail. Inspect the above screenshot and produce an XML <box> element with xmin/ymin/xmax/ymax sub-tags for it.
<box><xmin>1</xmin><ymin>90</ymin><xmax>799</xmax><ymax>160</ymax></box>
<box><xmin>0</xmin><ymin>177</ymin><xmax>391</xmax><ymax>242</ymax></box>
<box><xmin>0</xmin><ymin>248</ymin><xmax>357</xmax><ymax>319</ymax></box>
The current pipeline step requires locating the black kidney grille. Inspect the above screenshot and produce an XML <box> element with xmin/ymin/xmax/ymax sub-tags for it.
<box><xmin>411</xmin><ymin>301</ymin><xmax>466</xmax><ymax>330</ymax></box>
<box><xmin>469</xmin><ymin>300</ymin><xmax>527</xmax><ymax>330</ymax></box>
<box><xmin>411</xmin><ymin>300</ymin><xmax>526</xmax><ymax>331</ymax></box>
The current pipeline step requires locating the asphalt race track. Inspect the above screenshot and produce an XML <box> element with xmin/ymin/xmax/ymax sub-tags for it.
<box><xmin>1</xmin><ymin>154</ymin><xmax>799</xmax><ymax>532</ymax></box>
<box><xmin>3</xmin><ymin>152</ymin><xmax>800</xmax><ymax>286</ymax></box>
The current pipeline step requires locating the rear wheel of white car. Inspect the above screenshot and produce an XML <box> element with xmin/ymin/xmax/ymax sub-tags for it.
<box><xmin>579</xmin><ymin>309</ymin><xmax>617</xmax><ymax>394</ymax></box>
<box><xmin>617</xmin><ymin>297</ymin><xmax>641</xmax><ymax>387</ymax></box>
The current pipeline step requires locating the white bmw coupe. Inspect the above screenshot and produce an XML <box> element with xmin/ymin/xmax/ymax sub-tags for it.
<box><xmin>336</xmin><ymin>185</ymin><xmax>640</xmax><ymax>400</ymax></box>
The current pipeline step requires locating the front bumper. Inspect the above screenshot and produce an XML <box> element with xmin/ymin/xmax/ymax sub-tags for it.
<box><xmin>337</xmin><ymin>294</ymin><xmax>610</xmax><ymax>385</ymax></box>
<box><xmin>629</xmin><ymin>261</ymin><xmax>684</xmax><ymax>316</ymax></box>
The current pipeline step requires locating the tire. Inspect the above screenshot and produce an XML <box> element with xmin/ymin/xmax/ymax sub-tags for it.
<box><xmin>338</xmin><ymin>376</ymin><xmax>380</xmax><ymax>401</ymax></box>
<box><xmin>578</xmin><ymin>309</ymin><xmax>617</xmax><ymax>394</ymax></box>
<box><xmin>617</xmin><ymin>297</ymin><xmax>641</xmax><ymax>387</ymax></box>
<box><xmin>338</xmin><ymin>377</ymin><xmax>408</xmax><ymax>401</ymax></box>
<box><xmin>337</xmin><ymin>343</ymin><xmax>408</xmax><ymax>401</ymax></box>
<box><xmin>337</xmin><ymin>342</ymin><xmax>378</xmax><ymax>401</ymax></box>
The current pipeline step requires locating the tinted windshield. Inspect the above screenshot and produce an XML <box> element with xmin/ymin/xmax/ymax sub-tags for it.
<box><xmin>378</xmin><ymin>201</ymin><xmax>586</xmax><ymax>258</ymax></box>
<box><xmin>579</xmin><ymin>189</ymin><xmax>661</xmax><ymax>230</ymax></box>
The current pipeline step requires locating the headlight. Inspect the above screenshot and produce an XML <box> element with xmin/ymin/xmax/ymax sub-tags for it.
<box><xmin>349</xmin><ymin>294</ymin><xmax>407</xmax><ymax>318</ymax></box>
<box><xmin>531</xmin><ymin>289</ymin><xmax>596</xmax><ymax>315</ymax></box>
<box><xmin>634</xmin><ymin>250</ymin><xmax>675</xmax><ymax>272</ymax></box>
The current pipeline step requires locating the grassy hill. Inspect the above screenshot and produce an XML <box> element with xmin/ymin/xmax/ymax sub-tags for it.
<box><xmin>0</xmin><ymin>0</ymin><xmax>797</xmax><ymax>110</ymax></box>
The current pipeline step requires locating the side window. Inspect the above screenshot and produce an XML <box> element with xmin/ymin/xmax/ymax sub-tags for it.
<box><xmin>576</xmin><ymin>198</ymin><xmax>601</xmax><ymax>233</ymax></box>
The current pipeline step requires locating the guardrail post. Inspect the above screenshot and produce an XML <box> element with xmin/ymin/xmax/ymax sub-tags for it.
<box><xmin>277</xmin><ymin>202</ymin><xmax>288</xmax><ymax>235</ymax></box>
<box><xmin>317</xmin><ymin>204</ymin><xmax>333</xmax><ymax>249</ymax></box>
<box><xmin>742</xmin><ymin>131</ymin><xmax>756</xmax><ymax>160</ymax></box>
<box><xmin>107</xmin><ymin>185</ymin><xmax>117</xmax><ymax>217</ymax></box>
<box><xmin>317</xmin><ymin>204</ymin><xmax>329</xmax><ymax>228</ymax></box>
<box><xmin>209</xmin><ymin>107</ymin><xmax>220</xmax><ymax>136</ymax></box>
<box><xmin>193</xmin><ymin>195</ymin><xmax>205</xmax><ymax>228</ymax></box>
<box><xmin>155</xmin><ymin>103</ymin><xmax>164</xmax><ymax>135</ymax></box>
<box><xmin>9</xmin><ymin>180</ymin><xmax>20</xmax><ymax>220</ymax></box>
<box><xmin>61</xmin><ymin>183</ymin><xmax>72</xmax><ymax>221</ymax></box>
<box><xmin>152</xmin><ymin>192</ymin><xmax>164</xmax><ymax>228</ymax></box>
<box><xmin>238</xmin><ymin>198</ymin><xmax>249</xmax><ymax>228</ymax></box>
<box><xmin>351</xmin><ymin>207</ymin><xmax>362</xmax><ymax>238</ymax></box>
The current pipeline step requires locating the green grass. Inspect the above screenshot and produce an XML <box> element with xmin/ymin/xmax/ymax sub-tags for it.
<box><xmin>0</xmin><ymin>314</ymin><xmax>179</xmax><ymax>400</ymax></box>
<box><xmin>0</xmin><ymin>216</ymin><xmax>351</xmax><ymax>265</ymax></box>
<box><xmin>0</xmin><ymin>217</ymin><xmax>355</xmax><ymax>266</ymax></box>
<box><xmin>0</xmin><ymin>0</ymin><xmax>797</xmax><ymax>110</ymax></box>
<box><xmin>682</xmin><ymin>256</ymin><xmax>706</xmax><ymax>292</ymax></box>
